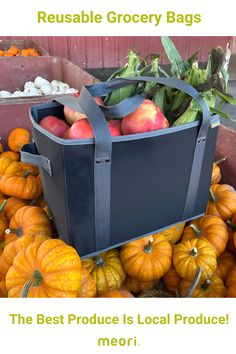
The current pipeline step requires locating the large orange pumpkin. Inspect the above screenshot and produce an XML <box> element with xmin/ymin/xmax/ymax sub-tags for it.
<box><xmin>120</xmin><ymin>235</ymin><xmax>172</xmax><ymax>281</ymax></box>
<box><xmin>82</xmin><ymin>249</ymin><xmax>126</xmax><ymax>296</ymax></box>
<box><xmin>99</xmin><ymin>290</ymin><xmax>134</xmax><ymax>298</ymax></box>
<box><xmin>215</xmin><ymin>251</ymin><xmax>236</xmax><ymax>282</ymax></box>
<box><xmin>0</xmin><ymin>172</ymin><xmax>43</xmax><ymax>200</ymax></box>
<box><xmin>8</xmin><ymin>128</ymin><xmax>30</xmax><ymax>152</ymax></box>
<box><xmin>179</xmin><ymin>276</ymin><xmax>226</xmax><ymax>298</ymax></box>
<box><xmin>20</xmin><ymin>162</ymin><xmax>39</xmax><ymax>177</ymax></box>
<box><xmin>206</xmin><ymin>184</ymin><xmax>236</xmax><ymax>221</ymax></box>
<box><xmin>173</xmin><ymin>238</ymin><xmax>217</xmax><ymax>281</ymax></box>
<box><xmin>182</xmin><ymin>215</ymin><xmax>228</xmax><ymax>256</ymax></box>
<box><xmin>6</xmin><ymin>239</ymin><xmax>82</xmax><ymax>298</ymax></box>
<box><xmin>157</xmin><ymin>222</ymin><xmax>185</xmax><ymax>244</ymax></box>
<box><xmin>77</xmin><ymin>268</ymin><xmax>97</xmax><ymax>298</ymax></box>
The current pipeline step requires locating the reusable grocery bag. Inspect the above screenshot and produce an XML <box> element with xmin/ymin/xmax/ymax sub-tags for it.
<box><xmin>21</xmin><ymin>77</ymin><xmax>219</xmax><ymax>257</ymax></box>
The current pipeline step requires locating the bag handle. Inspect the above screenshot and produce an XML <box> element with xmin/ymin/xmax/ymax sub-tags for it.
<box><xmin>85</xmin><ymin>76</ymin><xmax>212</xmax><ymax>140</ymax></box>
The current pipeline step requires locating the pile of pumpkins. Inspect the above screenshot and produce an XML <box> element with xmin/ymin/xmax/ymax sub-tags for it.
<box><xmin>0</xmin><ymin>128</ymin><xmax>236</xmax><ymax>298</ymax></box>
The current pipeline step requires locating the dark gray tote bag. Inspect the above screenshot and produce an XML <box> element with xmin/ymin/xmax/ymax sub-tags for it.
<box><xmin>21</xmin><ymin>77</ymin><xmax>219</xmax><ymax>257</ymax></box>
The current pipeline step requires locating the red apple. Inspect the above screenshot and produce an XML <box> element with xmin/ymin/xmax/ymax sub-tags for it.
<box><xmin>39</xmin><ymin>116</ymin><xmax>70</xmax><ymax>138</ymax></box>
<box><xmin>64</xmin><ymin>93</ymin><xmax>104</xmax><ymax>125</ymax></box>
<box><xmin>121</xmin><ymin>99</ymin><xmax>169</xmax><ymax>135</ymax></box>
<box><xmin>63</xmin><ymin>119</ymin><xmax>122</xmax><ymax>139</ymax></box>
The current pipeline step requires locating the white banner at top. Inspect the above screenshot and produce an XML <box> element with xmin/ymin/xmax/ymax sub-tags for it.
<box><xmin>0</xmin><ymin>0</ymin><xmax>235</xmax><ymax>36</ymax></box>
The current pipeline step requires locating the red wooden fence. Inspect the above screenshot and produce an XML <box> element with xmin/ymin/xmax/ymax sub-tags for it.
<box><xmin>0</xmin><ymin>36</ymin><xmax>232</xmax><ymax>69</ymax></box>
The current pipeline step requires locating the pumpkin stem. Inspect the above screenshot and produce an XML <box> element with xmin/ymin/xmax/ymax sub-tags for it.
<box><xmin>0</xmin><ymin>199</ymin><xmax>7</xmax><ymax>212</ymax></box>
<box><xmin>94</xmin><ymin>256</ymin><xmax>105</xmax><ymax>267</ymax></box>
<box><xmin>23</xmin><ymin>170</ymin><xmax>31</xmax><ymax>178</ymax></box>
<box><xmin>144</xmin><ymin>237</ymin><xmax>154</xmax><ymax>254</ymax></box>
<box><xmin>226</xmin><ymin>220</ymin><xmax>236</xmax><ymax>231</ymax></box>
<box><xmin>20</xmin><ymin>270</ymin><xmax>43</xmax><ymax>298</ymax></box>
<box><xmin>184</xmin><ymin>267</ymin><xmax>203</xmax><ymax>298</ymax></box>
<box><xmin>190</xmin><ymin>224</ymin><xmax>201</xmax><ymax>237</ymax></box>
<box><xmin>201</xmin><ymin>279</ymin><xmax>211</xmax><ymax>291</ymax></box>
<box><xmin>209</xmin><ymin>188</ymin><xmax>217</xmax><ymax>203</ymax></box>
<box><xmin>189</xmin><ymin>247</ymin><xmax>198</xmax><ymax>257</ymax></box>
<box><xmin>5</xmin><ymin>227</ymin><xmax>23</xmax><ymax>237</ymax></box>
<box><xmin>215</xmin><ymin>157</ymin><xmax>226</xmax><ymax>166</ymax></box>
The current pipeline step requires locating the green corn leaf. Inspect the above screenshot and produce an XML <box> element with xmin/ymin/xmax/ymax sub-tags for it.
<box><xmin>213</xmin><ymin>89</ymin><xmax>236</xmax><ymax>105</ymax></box>
<box><xmin>161</xmin><ymin>36</ymin><xmax>189</xmax><ymax>78</ymax></box>
<box><xmin>210</xmin><ymin>107</ymin><xmax>233</xmax><ymax>119</ymax></box>
<box><xmin>220</xmin><ymin>68</ymin><xmax>229</xmax><ymax>92</ymax></box>
<box><xmin>152</xmin><ymin>86</ymin><xmax>167</xmax><ymax>112</ymax></box>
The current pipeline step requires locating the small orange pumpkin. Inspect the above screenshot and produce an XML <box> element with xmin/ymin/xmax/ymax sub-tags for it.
<box><xmin>157</xmin><ymin>222</ymin><xmax>185</xmax><ymax>244</ymax></box>
<box><xmin>0</xmin><ymin>172</ymin><xmax>42</xmax><ymax>200</ymax></box>
<box><xmin>0</xmin><ymin>234</ymin><xmax>49</xmax><ymax>284</ymax></box>
<box><xmin>8</xmin><ymin>128</ymin><xmax>30</xmax><ymax>152</ymax></box>
<box><xmin>163</xmin><ymin>265</ymin><xmax>182</xmax><ymax>295</ymax></box>
<box><xmin>4</xmin><ymin>197</ymin><xmax>28</xmax><ymax>220</ymax></box>
<box><xmin>124</xmin><ymin>276</ymin><xmax>156</xmax><ymax>294</ymax></box>
<box><xmin>182</xmin><ymin>215</ymin><xmax>228</xmax><ymax>256</ymax></box>
<box><xmin>211</xmin><ymin>157</ymin><xmax>226</xmax><ymax>184</ymax></box>
<box><xmin>77</xmin><ymin>268</ymin><xmax>97</xmax><ymax>298</ymax></box>
<box><xmin>179</xmin><ymin>276</ymin><xmax>226</xmax><ymax>298</ymax></box>
<box><xmin>215</xmin><ymin>251</ymin><xmax>236</xmax><ymax>282</ymax></box>
<box><xmin>7</xmin><ymin>205</ymin><xmax>53</xmax><ymax>239</ymax></box>
<box><xmin>0</xmin><ymin>151</ymin><xmax>20</xmax><ymax>161</ymax></box>
<box><xmin>20</xmin><ymin>162</ymin><xmax>39</xmax><ymax>176</ymax></box>
<box><xmin>82</xmin><ymin>249</ymin><xmax>126</xmax><ymax>296</ymax></box>
<box><xmin>0</xmin><ymin>157</ymin><xmax>23</xmax><ymax>177</ymax></box>
<box><xmin>173</xmin><ymin>238</ymin><xmax>217</xmax><ymax>281</ymax></box>
<box><xmin>99</xmin><ymin>290</ymin><xmax>134</xmax><ymax>298</ymax></box>
<box><xmin>6</xmin><ymin>239</ymin><xmax>82</xmax><ymax>298</ymax></box>
<box><xmin>206</xmin><ymin>184</ymin><xmax>236</xmax><ymax>221</ymax></box>
<box><xmin>226</xmin><ymin>265</ymin><xmax>236</xmax><ymax>288</ymax></box>
<box><xmin>120</xmin><ymin>234</ymin><xmax>172</xmax><ymax>282</ymax></box>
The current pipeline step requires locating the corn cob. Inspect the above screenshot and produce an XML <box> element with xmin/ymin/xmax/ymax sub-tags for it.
<box><xmin>105</xmin><ymin>50</ymin><xmax>141</xmax><ymax>106</ymax></box>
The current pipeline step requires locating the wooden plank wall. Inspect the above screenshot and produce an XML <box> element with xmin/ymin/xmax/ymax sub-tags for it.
<box><xmin>0</xmin><ymin>36</ymin><xmax>232</xmax><ymax>69</ymax></box>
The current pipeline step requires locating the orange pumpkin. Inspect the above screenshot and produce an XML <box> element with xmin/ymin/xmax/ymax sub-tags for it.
<box><xmin>163</xmin><ymin>266</ymin><xmax>182</xmax><ymax>295</ymax></box>
<box><xmin>4</xmin><ymin>197</ymin><xmax>28</xmax><ymax>220</ymax></box>
<box><xmin>124</xmin><ymin>276</ymin><xmax>156</xmax><ymax>294</ymax></box>
<box><xmin>179</xmin><ymin>276</ymin><xmax>226</xmax><ymax>298</ymax></box>
<box><xmin>0</xmin><ymin>151</ymin><xmax>20</xmax><ymax>161</ymax></box>
<box><xmin>0</xmin><ymin>234</ymin><xmax>49</xmax><ymax>281</ymax></box>
<box><xmin>8</xmin><ymin>128</ymin><xmax>30</xmax><ymax>152</ymax></box>
<box><xmin>173</xmin><ymin>238</ymin><xmax>217</xmax><ymax>281</ymax></box>
<box><xmin>77</xmin><ymin>268</ymin><xmax>97</xmax><ymax>298</ymax></box>
<box><xmin>182</xmin><ymin>215</ymin><xmax>228</xmax><ymax>256</ymax></box>
<box><xmin>0</xmin><ymin>172</ymin><xmax>42</xmax><ymax>200</ymax></box>
<box><xmin>6</xmin><ymin>45</ymin><xmax>19</xmax><ymax>56</ymax></box>
<box><xmin>20</xmin><ymin>162</ymin><xmax>39</xmax><ymax>176</ymax></box>
<box><xmin>157</xmin><ymin>222</ymin><xmax>185</xmax><ymax>244</ymax></box>
<box><xmin>211</xmin><ymin>158</ymin><xmax>226</xmax><ymax>184</ymax></box>
<box><xmin>216</xmin><ymin>251</ymin><xmax>236</xmax><ymax>282</ymax></box>
<box><xmin>226</xmin><ymin>286</ymin><xmax>236</xmax><ymax>297</ymax></box>
<box><xmin>7</xmin><ymin>205</ymin><xmax>53</xmax><ymax>239</ymax></box>
<box><xmin>120</xmin><ymin>235</ymin><xmax>172</xmax><ymax>281</ymax></box>
<box><xmin>226</xmin><ymin>265</ymin><xmax>236</xmax><ymax>288</ymax></box>
<box><xmin>0</xmin><ymin>142</ymin><xmax>3</xmax><ymax>153</ymax></box>
<box><xmin>0</xmin><ymin>157</ymin><xmax>23</xmax><ymax>177</ymax></box>
<box><xmin>99</xmin><ymin>290</ymin><xmax>134</xmax><ymax>298</ymax></box>
<box><xmin>206</xmin><ymin>184</ymin><xmax>236</xmax><ymax>221</ymax></box>
<box><xmin>82</xmin><ymin>249</ymin><xmax>126</xmax><ymax>296</ymax></box>
<box><xmin>6</xmin><ymin>239</ymin><xmax>82</xmax><ymax>298</ymax></box>
<box><xmin>0</xmin><ymin>50</ymin><xmax>4</xmax><ymax>57</ymax></box>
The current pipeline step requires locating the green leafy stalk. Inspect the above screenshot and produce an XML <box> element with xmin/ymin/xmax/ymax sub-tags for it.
<box><xmin>105</xmin><ymin>50</ymin><xmax>141</xmax><ymax>106</ymax></box>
